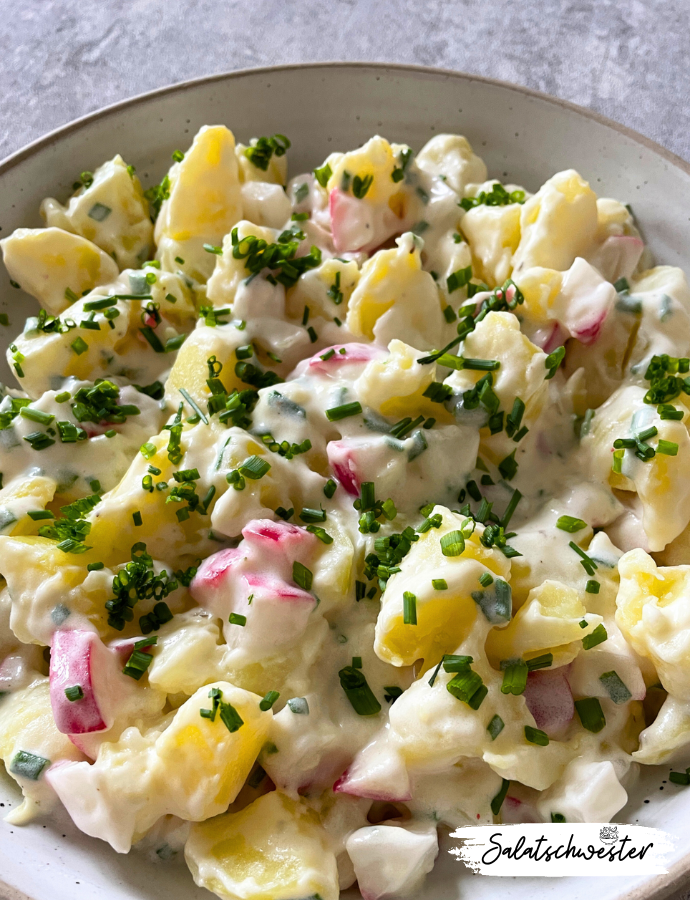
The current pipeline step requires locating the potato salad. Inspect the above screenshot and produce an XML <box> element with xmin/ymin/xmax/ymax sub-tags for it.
<box><xmin>0</xmin><ymin>123</ymin><xmax>688</xmax><ymax>899</ymax></box>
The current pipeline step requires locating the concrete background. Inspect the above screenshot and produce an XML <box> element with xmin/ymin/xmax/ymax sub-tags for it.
<box><xmin>1</xmin><ymin>0</ymin><xmax>689</xmax><ymax>164</ymax></box>
<box><xmin>0</xmin><ymin>0</ymin><xmax>689</xmax><ymax>896</ymax></box>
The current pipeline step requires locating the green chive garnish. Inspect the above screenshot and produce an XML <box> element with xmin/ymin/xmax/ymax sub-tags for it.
<box><xmin>556</xmin><ymin>515</ymin><xmax>587</xmax><ymax>533</ymax></box>
<box><xmin>524</xmin><ymin>726</ymin><xmax>549</xmax><ymax>746</ymax></box>
<box><xmin>325</xmin><ymin>401</ymin><xmax>362</xmax><ymax>421</ymax></box>
<box><xmin>574</xmin><ymin>697</ymin><xmax>606</xmax><ymax>733</ymax></box>
<box><xmin>403</xmin><ymin>591</ymin><xmax>417</xmax><ymax>625</ymax></box>
<box><xmin>338</xmin><ymin>665</ymin><xmax>381</xmax><ymax>716</ymax></box>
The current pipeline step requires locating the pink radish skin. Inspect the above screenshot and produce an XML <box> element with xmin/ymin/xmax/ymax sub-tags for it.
<box><xmin>242</xmin><ymin>519</ymin><xmax>316</xmax><ymax>558</ymax></box>
<box><xmin>333</xmin><ymin>738</ymin><xmax>412</xmax><ymax>802</ymax></box>
<box><xmin>307</xmin><ymin>343</ymin><xmax>386</xmax><ymax>374</ymax></box>
<box><xmin>531</xmin><ymin>321</ymin><xmax>568</xmax><ymax>354</ymax></box>
<box><xmin>523</xmin><ymin>668</ymin><xmax>574</xmax><ymax>736</ymax></box>
<box><xmin>570</xmin><ymin>309</ymin><xmax>609</xmax><ymax>345</ymax></box>
<box><xmin>326</xmin><ymin>441</ymin><xmax>361</xmax><ymax>496</ymax></box>
<box><xmin>50</xmin><ymin>631</ymin><xmax>119</xmax><ymax>735</ymax></box>
<box><xmin>329</xmin><ymin>189</ymin><xmax>375</xmax><ymax>253</ymax></box>
<box><xmin>334</xmin><ymin>769</ymin><xmax>412</xmax><ymax>803</ymax></box>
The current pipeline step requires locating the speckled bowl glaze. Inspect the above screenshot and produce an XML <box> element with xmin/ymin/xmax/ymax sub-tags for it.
<box><xmin>1</xmin><ymin>63</ymin><xmax>690</xmax><ymax>900</ymax></box>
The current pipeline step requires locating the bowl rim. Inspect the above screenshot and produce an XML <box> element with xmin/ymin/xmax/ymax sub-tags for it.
<box><xmin>1</xmin><ymin>60</ymin><xmax>689</xmax><ymax>177</ymax></box>
<box><xmin>0</xmin><ymin>60</ymin><xmax>688</xmax><ymax>900</ymax></box>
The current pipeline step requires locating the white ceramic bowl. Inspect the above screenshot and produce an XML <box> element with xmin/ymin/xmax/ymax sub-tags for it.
<box><xmin>1</xmin><ymin>62</ymin><xmax>690</xmax><ymax>900</ymax></box>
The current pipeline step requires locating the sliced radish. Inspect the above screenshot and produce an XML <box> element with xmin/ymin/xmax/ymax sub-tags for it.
<box><xmin>225</xmin><ymin>572</ymin><xmax>316</xmax><ymax>653</ymax></box>
<box><xmin>189</xmin><ymin>547</ymin><xmax>244</xmax><ymax>615</ymax></box>
<box><xmin>523</xmin><ymin>668</ymin><xmax>574</xmax><ymax>736</ymax></box>
<box><xmin>326</xmin><ymin>441</ymin><xmax>361</xmax><ymax>496</ymax></box>
<box><xmin>589</xmin><ymin>235</ymin><xmax>644</xmax><ymax>284</ymax></box>
<box><xmin>334</xmin><ymin>736</ymin><xmax>412</xmax><ymax>803</ymax></box>
<box><xmin>307</xmin><ymin>343</ymin><xmax>387</xmax><ymax>375</ymax></box>
<box><xmin>556</xmin><ymin>257</ymin><xmax>616</xmax><ymax>346</ymax></box>
<box><xmin>242</xmin><ymin>519</ymin><xmax>316</xmax><ymax>559</ymax></box>
<box><xmin>531</xmin><ymin>321</ymin><xmax>568</xmax><ymax>354</ymax></box>
<box><xmin>50</xmin><ymin>630</ymin><xmax>121</xmax><ymax>735</ymax></box>
<box><xmin>329</xmin><ymin>189</ymin><xmax>376</xmax><ymax>254</ymax></box>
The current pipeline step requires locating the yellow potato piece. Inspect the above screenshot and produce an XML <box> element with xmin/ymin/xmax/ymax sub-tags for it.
<box><xmin>326</xmin><ymin>135</ymin><xmax>398</xmax><ymax>206</ymax></box>
<box><xmin>461</xmin><ymin>202</ymin><xmax>521</xmax><ymax>287</ymax></box>
<box><xmin>41</xmin><ymin>155</ymin><xmax>153</xmax><ymax>270</ymax></box>
<box><xmin>155</xmin><ymin>125</ymin><xmax>243</xmax><ymax>282</ymax></box>
<box><xmin>512</xmin><ymin>169</ymin><xmax>598</xmax><ymax>274</ymax></box>
<box><xmin>485</xmin><ymin>579</ymin><xmax>602</xmax><ymax>666</ymax></box>
<box><xmin>375</xmin><ymin>508</ymin><xmax>510</xmax><ymax>667</ymax></box>
<box><xmin>346</xmin><ymin>235</ymin><xmax>444</xmax><ymax>349</ymax></box>
<box><xmin>155</xmin><ymin>682</ymin><xmax>271</xmax><ymax>818</ymax></box>
<box><xmin>617</xmin><ymin>549</ymin><xmax>690</xmax><ymax>698</ymax></box>
<box><xmin>185</xmin><ymin>790</ymin><xmax>338</xmax><ymax>900</ymax></box>
<box><xmin>0</xmin><ymin>678</ymin><xmax>84</xmax><ymax>822</ymax></box>
<box><xmin>0</xmin><ymin>227</ymin><xmax>119</xmax><ymax>315</ymax></box>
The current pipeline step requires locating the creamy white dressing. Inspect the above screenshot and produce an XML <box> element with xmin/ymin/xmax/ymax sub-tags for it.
<box><xmin>0</xmin><ymin>126</ymin><xmax>688</xmax><ymax>900</ymax></box>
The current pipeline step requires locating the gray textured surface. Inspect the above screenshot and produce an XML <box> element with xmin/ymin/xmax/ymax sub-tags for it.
<box><xmin>1</xmin><ymin>0</ymin><xmax>689</xmax><ymax>164</ymax></box>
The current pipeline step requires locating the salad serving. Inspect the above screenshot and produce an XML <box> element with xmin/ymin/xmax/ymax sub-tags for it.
<box><xmin>0</xmin><ymin>123</ymin><xmax>688</xmax><ymax>900</ymax></box>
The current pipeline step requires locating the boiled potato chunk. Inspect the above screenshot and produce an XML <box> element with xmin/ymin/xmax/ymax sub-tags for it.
<box><xmin>185</xmin><ymin>790</ymin><xmax>338</xmax><ymax>900</ymax></box>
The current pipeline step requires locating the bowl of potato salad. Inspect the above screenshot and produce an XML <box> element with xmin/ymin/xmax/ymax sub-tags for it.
<box><xmin>3</xmin><ymin>63</ymin><xmax>690</xmax><ymax>900</ymax></box>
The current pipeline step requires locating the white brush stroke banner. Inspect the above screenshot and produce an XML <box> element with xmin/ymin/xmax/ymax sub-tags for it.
<box><xmin>449</xmin><ymin>824</ymin><xmax>674</xmax><ymax>876</ymax></box>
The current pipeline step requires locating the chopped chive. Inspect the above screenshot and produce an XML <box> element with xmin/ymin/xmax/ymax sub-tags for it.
<box><xmin>384</xmin><ymin>686</ymin><xmax>403</xmax><ymax>704</ymax></box>
<box><xmin>556</xmin><ymin>515</ymin><xmax>587</xmax><ymax>533</ymax></box>
<box><xmin>403</xmin><ymin>591</ymin><xmax>417</xmax><ymax>625</ymax></box>
<box><xmin>669</xmin><ymin>771</ymin><xmax>690</xmax><ymax>786</ymax></box>
<box><xmin>447</xmin><ymin>668</ymin><xmax>484</xmax><ymax>704</ymax></box>
<box><xmin>299</xmin><ymin>507</ymin><xmax>326</xmax><ymax>523</ymax></box>
<box><xmin>352</xmin><ymin>656</ymin><xmax>363</xmax><ymax>669</ymax></box>
<box><xmin>70</xmin><ymin>336</ymin><xmax>89</xmax><ymax>355</ymax></box>
<box><xmin>132</xmin><ymin>511</ymin><xmax>142</xmax><ymax>526</ymax></box>
<box><xmin>293</xmin><ymin>561</ymin><xmax>313</xmax><ymax>591</ymax></box>
<box><xmin>491</xmin><ymin>778</ymin><xmax>510</xmax><ymax>815</ymax></box>
<box><xmin>307</xmin><ymin>326</ymin><xmax>318</xmax><ymax>343</ymax></box>
<box><xmin>599</xmin><ymin>670</ymin><xmax>632</xmax><ymax>704</ymax></box>
<box><xmin>238</xmin><ymin>455</ymin><xmax>270</xmax><ymax>479</ymax></box>
<box><xmin>219</xmin><ymin>701</ymin><xmax>244</xmax><ymax>733</ymax></box>
<box><xmin>487</xmin><ymin>714</ymin><xmax>504</xmax><ymax>741</ymax></box>
<box><xmin>229</xmin><ymin>612</ymin><xmax>247</xmax><ymax>626</ymax></box>
<box><xmin>501</xmin><ymin>661</ymin><xmax>528</xmax><ymax>695</ymax></box>
<box><xmin>326</xmin><ymin>401</ymin><xmax>362</xmax><ymax>421</ymax></box>
<box><xmin>498</xmin><ymin>450</ymin><xmax>518</xmax><ymax>480</ymax></box>
<box><xmin>524</xmin><ymin>725</ymin><xmax>549</xmax><ymax>746</ymax></box>
<box><xmin>306</xmin><ymin>524</ymin><xmax>333</xmax><ymax>543</ymax></box>
<box><xmin>440</xmin><ymin>530</ymin><xmax>465</xmax><ymax>557</ymax></box>
<box><xmin>479</xmin><ymin>572</ymin><xmax>494</xmax><ymax>587</ymax></box>
<box><xmin>87</xmin><ymin>561</ymin><xmax>104</xmax><ymax>571</ymax></box>
<box><xmin>582</xmin><ymin>623</ymin><xmax>608</xmax><ymax>650</ymax></box>
<box><xmin>260</xmin><ymin>690</ymin><xmax>280</xmax><ymax>711</ymax></box>
<box><xmin>356</xmin><ymin>581</ymin><xmax>366</xmax><ymax>601</ymax></box>
<box><xmin>324</xmin><ymin>478</ymin><xmax>337</xmax><ymax>498</ymax></box>
<box><xmin>432</xmin><ymin>578</ymin><xmax>448</xmax><ymax>590</ymax></box>
<box><xmin>574</xmin><ymin>697</ymin><xmax>606</xmax><ymax>733</ymax></box>
<box><xmin>501</xmin><ymin>488</ymin><xmax>522</xmax><ymax>527</ymax></box>
<box><xmin>27</xmin><ymin>509</ymin><xmax>55</xmax><ymax>521</ymax></box>
<box><xmin>338</xmin><ymin>666</ymin><xmax>381</xmax><ymax>716</ymax></box>
<box><xmin>657</xmin><ymin>439</ymin><xmax>679</xmax><ymax>456</ymax></box>
<box><xmin>179</xmin><ymin>388</ymin><xmax>209</xmax><ymax>424</ymax></box>
<box><xmin>9</xmin><ymin>751</ymin><xmax>49</xmax><ymax>781</ymax></box>
<box><xmin>64</xmin><ymin>685</ymin><xmax>84</xmax><ymax>702</ymax></box>
<box><xmin>585</xmin><ymin>579</ymin><xmax>600</xmax><ymax>594</ymax></box>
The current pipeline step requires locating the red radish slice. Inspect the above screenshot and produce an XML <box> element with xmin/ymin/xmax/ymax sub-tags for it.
<box><xmin>242</xmin><ymin>519</ymin><xmax>316</xmax><ymax>557</ymax></box>
<box><xmin>189</xmin><ymin>547</ymin><xmax>244</xmax><ymax>612</ymax></box>
<box><xmin>307</xmin><ymin>343</ymin><xmax>386</xmax><ymax>374</ymax></box>
<box><xmin>590</xmin><ymin>235</ymin><xmax>644</xmax><ymax>283</ymax></box>
<box><xmin>50</xmin><ymin>630</ymin><xmax>119</xmax><ymax>735</ymax></box>
<box><xmin>334</xmin><ymin>738</ymin><xmax>412</xmax><ymax>802</ymax></box>
<box><xmin>326</xmin><ymin>441</ymin><xmax>361</xmax><ymax>496</ymax></box>
<box><xmin>329</xmin><ymin>188</ymin><xmax>375</xmax><ymax>253</ymax></box>
<box><xmin>523</xmin><ymin>668</ymin><xmax>574</xmax><ymax>735</ymax></box>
